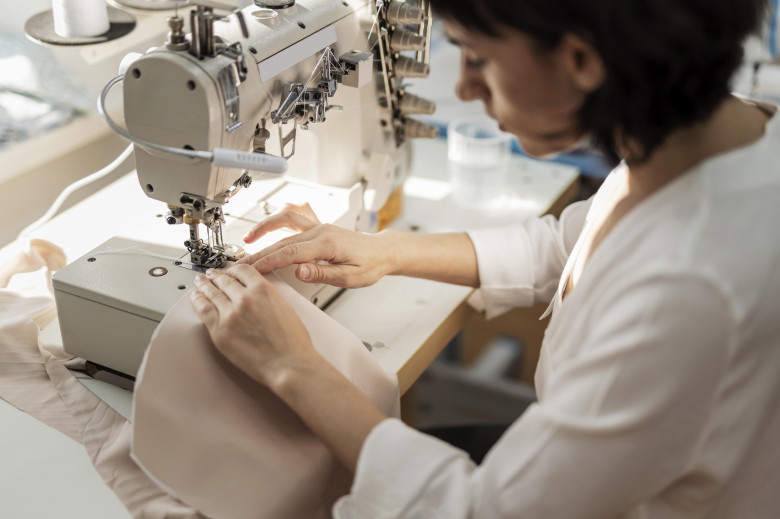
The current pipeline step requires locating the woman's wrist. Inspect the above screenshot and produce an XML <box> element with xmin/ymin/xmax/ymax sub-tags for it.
<box><xmin>265</xmin><ymin>348</ymin><xmax>387</xmax><ymax>472</ymax></box>
<box><xmin>376</xmin><ymin>230</ymin><xmax>479</xmax><ymax>286</ymax></box>
<box><xmin>377</xmin><ymin>228</ymin><xmax>409</xmax><ymax>277</ymax></box>
<box><xmin>267</xmin><ymin>352</ymin><xmax>335</xmax><ymax>406</ymax></box>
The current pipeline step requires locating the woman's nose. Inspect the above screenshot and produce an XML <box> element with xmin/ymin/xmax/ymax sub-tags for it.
<box><xmin>456</xmin><ymin>77</ymin><xmax>488</xmax><ymax>102</ymax></box>
<box><xmin>455</xmin><ymin>78</ymin><xmax>472</xmax><ymax>101</ymax></box>
<box><xmin>456</xmin><ymin>63</ymin><xmax>486</xmax><ymax>102</ymax></box>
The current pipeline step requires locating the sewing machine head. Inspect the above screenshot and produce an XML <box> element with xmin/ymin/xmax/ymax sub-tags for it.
<box><xmin>50</xmin><ymin>0</ymin><xmax>438</xmax><ymax>385</ymax></box>
<box><xmin>109</xmin><ymin>0</ymin><xmax>438</xmax><ymax>268</ymax></box>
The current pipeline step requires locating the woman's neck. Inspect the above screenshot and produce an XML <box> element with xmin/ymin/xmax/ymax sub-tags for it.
<box><xmin>623</xmin><ymin>96</ymin><xmax>770</xmax><ymax>195</ymax></box>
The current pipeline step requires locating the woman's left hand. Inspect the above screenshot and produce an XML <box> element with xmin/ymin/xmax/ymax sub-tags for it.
<box><xmin>189</xmin><ymin>264</ymin><xmax>317</xmax><ymax>391</ymax></box>
<box><xmin>190</xmin><ymin>264</ymin><xmax>387</xmax><ymax>472</ymax></box>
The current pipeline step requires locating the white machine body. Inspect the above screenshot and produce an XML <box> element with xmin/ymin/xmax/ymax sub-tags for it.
<box><xmin>53</xmin><ymin>0</ymin><xmax>438</xmax><ymax>382</ymax></box>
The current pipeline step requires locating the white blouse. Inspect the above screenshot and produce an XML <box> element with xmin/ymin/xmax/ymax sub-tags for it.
<box><xmin>333</xmin><ymin>106</ymin><xmax>780</xmax><ymax>518</ymax></box>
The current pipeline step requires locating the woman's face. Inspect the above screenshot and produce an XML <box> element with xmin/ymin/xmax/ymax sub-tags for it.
<box><xmin>445</xmin><ymin>20</ymin><xmax>597</xmax><ymax>157</ymax></box>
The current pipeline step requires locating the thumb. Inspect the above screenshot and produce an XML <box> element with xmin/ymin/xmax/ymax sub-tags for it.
<box><xmin>297</xmin><ymin>262</ymin><xmax>325</xmax><ymax>283</ymax></box>
<box><xmin>296</xmin><ymin>262</ymin><xmax>350</xmax><ymax>287</ymax></box>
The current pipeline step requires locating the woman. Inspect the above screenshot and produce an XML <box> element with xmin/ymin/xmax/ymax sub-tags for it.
<box><xmin>190</xmin><ymin>0</ymin><xmax>780</xmax><ymax>516</ymax></box>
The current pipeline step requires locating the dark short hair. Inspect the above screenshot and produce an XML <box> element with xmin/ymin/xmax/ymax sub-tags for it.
<box><xmin>429</xmin><ymin>0</ymin><xmax>770</xmax><ymax>164</ymax></box>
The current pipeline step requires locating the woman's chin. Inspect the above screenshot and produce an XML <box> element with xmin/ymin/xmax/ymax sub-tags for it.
<box><xmin>517</xmin><ymin>134</ymin><xmax>588</xmax><ymax>159</ymax></box>
<box><xmin>517</xmin><ymin>140</ymin><xmax>568</xmax><ymax>159</ymax></box>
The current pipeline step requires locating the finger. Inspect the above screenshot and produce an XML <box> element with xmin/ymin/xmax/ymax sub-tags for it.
<box><xmin>239</xmin><ymin>227</ymin><xmax>321</xmax><ymax>267</ymax></box>
<box><xmin>240</xmin><ymin>232</ymin><xmax>303</xmax><ymax>265</ymax></box>
<box><xmin>252</xmin><ymin>238</ymin><xmax>335</xmax><ymax>274</ymax></box>
<box><xmin>205</xmin><ymin>268</ymin><xmax>252</xmax><ymax>300</ymax></box>
<box><xmin>296</xmin><ymin>263</ymin><xmax>355</xmax><ymax>287</ymax></box>
<box><xmin>284</xmin><ymin>202</ymin><xmax>320</xmax><ymax>223</ymax></box>
<box><xmin>224</xmin><ymin>263</ymin><xmax>267</xmax><ymax>290</ymax></box>
<box><xmin>189</xmin><ymin>287</ymin><xmax>220</xmax><ymax>331</ymax></box>
<box><xmin>193</xmin><ymin>273</ymin><xmax>232</xmax><ymax>306</ymax></box>
<box><xmin>242</xmin><ymin>210</ymin><xmax>318</xmax><ymax>244</ymax></box>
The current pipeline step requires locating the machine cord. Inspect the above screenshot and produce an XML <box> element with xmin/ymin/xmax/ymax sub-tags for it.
<box><xmin>98</xmin><ymin>75</ymin><xmax>213</xmax><ymax>161</ymax></box>
<box><xmin>17</xmin><ymin>143</ymin><xmax>135</xmax><ymax>240</ymax></box>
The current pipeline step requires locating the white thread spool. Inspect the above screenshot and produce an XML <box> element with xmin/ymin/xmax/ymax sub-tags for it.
<box><xmin>52</xmin><ymin>0</ymin><xmax>110</xmax><ymax>38</ymax></box>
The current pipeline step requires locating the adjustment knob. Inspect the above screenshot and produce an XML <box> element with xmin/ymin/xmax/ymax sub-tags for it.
<box><xmin>166</xmin><ymin>15</ymin><xmax>188</xmax><ymax>51</ymax></box>
<box><xmin>399</xmin><ymin>91</ymin><xmax>436</xmax><ymax>115</ymax></box>
<box><xmin>394</xmin><ymin>55</ymin><xmax>430</xmax><ymax>78</ymax></box>
<box><xmin>403</xmin><ymin>118</ymin><xmax>439</xmax><ymax>139</ymax></box>
<box><xmin>386</xmin><ymin>1</ymin><xmax>425</xmax><ymax>24</ymax></box>
<box><xmin>391</xmin><ymin>29</ymin><xmax>426</xmax><ymax>52</ymax></box>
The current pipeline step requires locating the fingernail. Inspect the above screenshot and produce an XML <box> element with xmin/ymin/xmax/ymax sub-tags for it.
<box><xmin>195</xmin><ymin>274</ymin><xmax>205</xmax><ymax>283</ymax></box>
<box><xmin>205</xmin><ymin>268</ymin><xmax>216</xmax><ymax>277</ymax></box>
<box><xmin>299</xmin><ymin>264</ymin><xmax>310</xmax><ymax>279</ymax></box>
<box><xmin>242</xmin><ymin>233</ymin><xmax>251</xmax><ymax>242</ymax></box>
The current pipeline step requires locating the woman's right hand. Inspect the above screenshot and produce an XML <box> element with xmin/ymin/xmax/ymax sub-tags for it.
<box><xmin>238</xmin><ymin>203</ymin><xmax>398</xmax><ymax>288</ymax></box>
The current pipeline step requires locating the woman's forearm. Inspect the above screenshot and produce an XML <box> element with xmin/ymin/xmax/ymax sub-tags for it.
<box><xmin>272</xmin><ymin>354</ymin><xmax>387</xmax><ymax>472</ymax></box>
<box><xmin>268</xmin><ymin>232</ymin><xmax>479</xmax><ymax>471</ymax></box>
<box><xmin>382</xmin><ymin>230</ymin><xmax>480</xmax><ymax>287</ymax></box>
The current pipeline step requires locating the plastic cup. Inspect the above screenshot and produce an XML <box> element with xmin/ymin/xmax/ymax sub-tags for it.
<box><xmin>447</xmin><ymin>116</ymin><xmax>512</xmax><ymax>209</ymax></box>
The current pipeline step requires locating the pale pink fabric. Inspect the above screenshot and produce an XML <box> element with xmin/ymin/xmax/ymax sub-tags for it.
<box><xmin>1</xmin><ymin>239</ymin><xmax>400</xmax><ymax>519</ymax></box>
<box><xmin>132</xmin><ymin>272</ymin><xmax>400</xmax><ymax>519</ymax></box>
<box><xmin>0</xmin><ymin>239</ymin><xmax>76</xmax><ymax>438</ymax></box>
<box><xmin>0</xmin><ymin>238</ymin><xmax>204</xmax><ymax>518</ymax></box>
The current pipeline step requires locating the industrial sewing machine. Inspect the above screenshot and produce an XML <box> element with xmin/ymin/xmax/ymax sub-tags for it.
<box><xmin>51</xmin><ymin>0</ymin><xmax>438</xmax><ymax>387</ymax></box>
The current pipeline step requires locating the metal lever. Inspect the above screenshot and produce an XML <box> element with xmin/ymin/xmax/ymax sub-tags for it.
<box><xmin>176</xmin><ymin>0</ymin><xmax>250</xmax><ymax>37</ymax></box>
<box><xmin>186</xmin><ymin>0</ymin><xmax>249</xmax><ymax>59</ymax></box>
<box><xmin>271</xmin><ymin>83</ymin><xmax>304</xmax><ymax>124</ymax></box>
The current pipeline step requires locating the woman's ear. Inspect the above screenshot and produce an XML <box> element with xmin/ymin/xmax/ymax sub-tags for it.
<box><xmin>558</xmin><ymin>33</ymin><xmax>605</xmax><ymax>93</ymax></box>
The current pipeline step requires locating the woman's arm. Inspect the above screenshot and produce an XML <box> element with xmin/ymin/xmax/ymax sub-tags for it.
<box><xmin>238</xmin><ymin>204</ymin><xmax>480</xmax><ymax>288</ymax></box>
<box><xmin>335</xmin><ymin>271</ymin><xmax>735</xmax><ymax>518</ymax></box>
<box><xmin>190</xmin><ymin>259</ymin><xmax>735</xmax><ymax>518</ymax></box>
<box><xmin>271</xmin><ymin>351</ymin><xmax>386</xmax><ymax>472</ymax></box>
<box><xmin>238</xmin><ymin>196</ymin><xmax>594</xmax><ymax>318</ymax></box>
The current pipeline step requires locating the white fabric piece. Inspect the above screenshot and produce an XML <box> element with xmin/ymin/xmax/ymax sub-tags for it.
<box><xmin>132</xmin><ymin>272</ymin><xmax>400</xmax><ymax>519</ymax></box>
<box><xmin>334</xmin><ymin>106</ymin><xmax>780</xmax><ymax>518</ymax></box>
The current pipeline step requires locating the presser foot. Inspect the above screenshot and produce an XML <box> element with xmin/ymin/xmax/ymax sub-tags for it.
<box><xmin>187</xmin><ymin>243</ymin><xmax>245</xmax><ymax>269</ymax></box>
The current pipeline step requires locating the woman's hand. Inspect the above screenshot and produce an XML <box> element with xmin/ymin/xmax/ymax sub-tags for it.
<box><xmin>242</xmin><ymin>202</ymin><xmax>322</xmax><ymax>244</ymax></box>
<box><xmin>190</xmin><ymin>263</ymin><xmax>388</xmax><ymax>472</ymax></box>
<box><xmin>238</xmin><ymin>203</ymin><xmax>399</xmax><ymax>288</ymax></box>
<box><xmin>189</xmin><ymin>264</ymin><xmax>319</xmax><ymax>390</ymax></box>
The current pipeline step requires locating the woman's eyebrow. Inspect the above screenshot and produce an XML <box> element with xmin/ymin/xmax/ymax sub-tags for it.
<box><xmin>444</xmin><ymin>33</ymin><xmax>467</xmax><ymax>47</ymax></box>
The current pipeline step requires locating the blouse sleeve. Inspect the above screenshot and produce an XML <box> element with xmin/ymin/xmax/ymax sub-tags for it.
<box><xmin>333</xmin><ymin>270</ymin><xmax>734</xmax><ymax>518</ymax></box>
<box><xmin>466</xmin><ymin>198</ymin><xmax>591</xmax><ymax>319</ymax></box>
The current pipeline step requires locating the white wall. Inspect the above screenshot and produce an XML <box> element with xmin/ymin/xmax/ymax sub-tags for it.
<box><xmin>0</xmin><ymin>1</ymin><xmax>51</xmax><ymax>36</ymax></box>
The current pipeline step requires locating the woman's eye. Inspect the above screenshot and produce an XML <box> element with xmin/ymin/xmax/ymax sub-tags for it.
<box><xmin>465</xmin><ymin>56</ymin><xmax>487</xmax><ymax>69</ymax></box>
